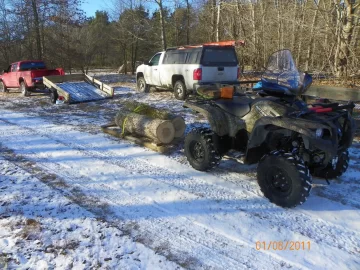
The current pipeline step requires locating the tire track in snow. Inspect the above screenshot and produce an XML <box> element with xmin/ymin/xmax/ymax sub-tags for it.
<box><xmin>1</xmin><ymin>111</ymin><xmax>360</xmax><ymax>269</ymax></box>
<box><xmin>35</xmin><ymin>122</ymin><xmax>360</xmax><ymax>258</ymax></box>
<box><xmin>0</xmin><ymin>119</ymin><xmax>300</xmax><ymax>269</ymax></box>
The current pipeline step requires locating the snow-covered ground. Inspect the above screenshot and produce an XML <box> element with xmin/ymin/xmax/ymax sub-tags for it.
<box><xmin>0</xmin><ymin>74</ymin><xmax>360</xmax><ymax>269</ymax></box>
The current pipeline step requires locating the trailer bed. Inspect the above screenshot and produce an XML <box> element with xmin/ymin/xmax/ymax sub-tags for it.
<box><xmin>43</xmin><ymin>74</ymin><xmax>114</xmax><ymax>104</ymax></box>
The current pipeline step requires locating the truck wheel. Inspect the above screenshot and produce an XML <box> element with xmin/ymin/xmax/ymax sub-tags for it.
<box><xmin>313</xmin><ymin>150</ymin><xmax>349</xmax><ymax>179</ymax></box>
<box><xmin>20</xmin><ymin>81</ymin><xmax>30</xmax><ymax>97</ymax></box>
<box><xmin>257</xmin><ymin>151</ymin><xmax>312</xmax><ymax>208</ymax></box>
<box><xmin>0</xmin><ymin>81</ymin><xmax>8</xmax><ymax>93</ymax></box>
<box><xmin>185</xmin><ymin>128</ymin><xmax>222</xmax><ymax>171</ymax></box>
<box><xmin>173</xmin><ymin>80</ymin><xmax>187</xmax><ymax>100</ymax></box>
<box><xmin>49</xmin><ymin>89</ymin><xmax>58</xmax><ymax>104</ymax></box>
<box><xmin>137</xmin><ymin>77</ymin><xmax>149</xmax><ymax>93</ymax></box>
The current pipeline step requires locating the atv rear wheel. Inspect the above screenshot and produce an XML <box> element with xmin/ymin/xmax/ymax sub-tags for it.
<box><xmin>313</xmin><ymin>150</ymin><xmax>349</xmax><ymax>179</ymax></box>
<box><xmin>257</xmin><ymin>151</ymin><xmax>312</xmax><ymax>208</ymax></box>
<box><xmin>185</xmin><ymin>128</ymin><xmax>221</xmax><ymax>171</ymax></box>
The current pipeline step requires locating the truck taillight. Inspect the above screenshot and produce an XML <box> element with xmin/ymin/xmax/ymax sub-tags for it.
<box><xmin>193</xmin><ymin>68</ymin><xmax>202</xmax><ymax>80</ymax></box>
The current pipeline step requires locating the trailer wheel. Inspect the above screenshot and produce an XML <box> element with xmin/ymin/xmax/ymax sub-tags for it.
<box><xmin>20</xmin><ymin>81</ymin><xmax>30</xmax><ymax>97</ymax></box>
<box><xmin>137</xmin><ymin>76</ymin><xmax>149</xmax><ymax>93</ymax></box>
<box><xmin>0</xmin><ymin>81</ymin><xmax>8</xmax><ymax>93</ymax></box>
<box><xmin>257</xmin><ymin>151</ymin><xmax>312</xmax><ymax>208</ymax></box>
<box><xmin>50</xmin><ymin>89</ymin><xmax>58</xmax><ymax>104</ymax></box>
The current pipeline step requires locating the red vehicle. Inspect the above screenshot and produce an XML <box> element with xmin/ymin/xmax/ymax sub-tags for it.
<box><xmin>0</xmin><ymin>60</ymin><xmax>65</xmax><ymax>96</ymax></box>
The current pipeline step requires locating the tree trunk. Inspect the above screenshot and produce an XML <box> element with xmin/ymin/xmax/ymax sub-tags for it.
<box><xmin>123</xmin><ymin>101</ymin><xmax>186</xmax><ymax>138</ymax></box>
<box><xmin>296</xmin><ymin>2</ymin><xmax>306</xmax><ymax>64</ymax></box>
<box><xmin>115</xmin><ymin>111</ymin><xmax>175</xmax><ymax>144</ymax></box>
<box><xmin>211</xmin><ymin>0</ymin><xmax>217</xmax><ymax>41</ymax></box>
<box><xmin>334</xmin><ymin>0</ymin><xmax>357</xmax><ymax>78</ymax></box>
<box><xmin>216</xmin><ymin>0</ymin><xmax>222</xmax><ymax>42</ymax></box>
<box><xmin>290</xmin><ymin>0</ymin><xmax>298</xmax><ymax>52</ymax></box>
<box><xmin>250</xmin><ymin>3</ymin><xmax>257</xmax><ymax>69</ymax></box>
<box><xmin>186</xmin><ymin>0</ymin><xmax>190</xmax><ymax>44</ymax></box>
<box><xmin>156</xmin><ymin>0</ymin><xmax>167</xmax><ymax>50</ymax></box>
<box><xmin>305</xmin><ymin>0</ymin><xmax>321</xmax><ymax>71</ymax></box>
<box><xmin>260</xmin><ymin>1</ymin><xmax>267</xmax><ymax>67</ymax></box>
<box><xmin>277</xmin><ymin>0</ymin><xmax>282</xmax><ymax>51</ymax></box>
<box><xmin>31</xmin><ymin>0</ymin><xmax>42</xmax><ymax>59</ymax></box>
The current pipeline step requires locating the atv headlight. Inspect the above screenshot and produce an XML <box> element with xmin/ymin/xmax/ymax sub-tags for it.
<box><xmin>316</xmin><ymin>128</ymin><xmax>323</xmax><ymax>138</ymax></box>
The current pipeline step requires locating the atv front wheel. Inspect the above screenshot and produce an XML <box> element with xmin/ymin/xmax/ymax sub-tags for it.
<box><xmin>185</xmin><ymin>128</ymin><xmax>221</xmax><ymax>171</ymax></box>
<box><xmin>257</xmin><ymin>151</ymin><xmax>312</xmax><ymax>208</ymax></box>
<box><xmin>313</xmin><ymin>150</ymin><xmax>349</xmax><ymax>179</ymax></box>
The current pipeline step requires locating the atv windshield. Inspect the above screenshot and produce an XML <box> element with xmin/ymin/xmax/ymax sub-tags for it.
<box><xmin>261</xmin><ymin>50</ymin><xmax>306</xmax><ymax>95</ymax></box>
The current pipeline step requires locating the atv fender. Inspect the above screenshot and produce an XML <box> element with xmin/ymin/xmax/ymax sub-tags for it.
<box><xmin>184</xmin><ymin>101</ymin><xmax>245</xmax><ymax>137</ymax></box>
<box><xmin>245</xmin><ymin>116</ymin><xmax>338</xmax><ymax>164</ymax></box>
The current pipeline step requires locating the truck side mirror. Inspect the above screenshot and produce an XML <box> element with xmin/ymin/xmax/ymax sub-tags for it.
<box><xmin>147</xmin><ymin>62</ymin><xmax>153</xmax><ymax>66</ymax></box>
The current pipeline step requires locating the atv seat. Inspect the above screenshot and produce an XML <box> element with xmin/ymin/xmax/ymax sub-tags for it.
<box><xmin>215</xmin><ymin>96</ymin><xmax>253</xmax><ymax>118</ymax></box>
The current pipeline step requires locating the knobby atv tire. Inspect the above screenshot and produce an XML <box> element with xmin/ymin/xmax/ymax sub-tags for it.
<box><xmin>313</xmin><ymin>150</ymin><xmax>349</xmax><ymax>179</ymax></box>
<box><xmin>257</xmin><ymin>151</ymin><xmax>312</xmax><ymax>208</ymax></box>
<box><xmin>185</xmin><ymin>128</ymin><xmax>222</xmax><ymax>171</ymax></box>
<box><xmin>20</xmin><ymin>81</ymin><xmax>30</xmax><ymax>97</ymax></box>
<box><xmin>137</xmin><ymin>77</ymin><xmax>149</xmax><ymax>93</ymax></box>
<box><xmin>0</xmin><ymin>81</ymin><xmax>8</xmax><ymax>93</ymax></box>
<box><xmin>173</xmin><ymin>80</ymin><xmax>187</xmax><ymax>100</ymax></box>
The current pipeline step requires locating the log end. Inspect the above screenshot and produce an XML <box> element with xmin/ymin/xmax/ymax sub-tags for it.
<box><xmin>171</xmin><ymin>116</ymin><xmax>186</xmax><ymax>138</ymax></box>
<box><xmin>156</xmin><ymin>121</ymin><xmax>175</xmax><ymax>144</ymax></box>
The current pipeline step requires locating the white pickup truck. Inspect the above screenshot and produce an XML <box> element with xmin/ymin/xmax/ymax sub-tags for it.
<box><xmin>136</xmin><ymin>43</ymin><xmax>241</xmax><ymax>100</ymax></box>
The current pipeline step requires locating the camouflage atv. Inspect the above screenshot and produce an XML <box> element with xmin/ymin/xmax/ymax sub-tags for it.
<box><xmin>184</xmin><ymin>50</ymin><xmax>356</xmax><ymax>208</ymax></box>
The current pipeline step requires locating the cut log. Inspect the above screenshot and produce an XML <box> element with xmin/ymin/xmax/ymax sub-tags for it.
<box><xmin>115</xmin><ymin>110</ymin><xmax>175</xmax><ymax>144</ymax></box>
<box><xmin>123</xmin><ymin>101</ymin><xmax>186</xmax><ymax>137</ymax></box>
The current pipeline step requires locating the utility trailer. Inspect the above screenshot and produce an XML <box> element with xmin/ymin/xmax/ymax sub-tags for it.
<box><xmin>43</xmin><ymin>74</ymin><xmax>114</xmax><ymax>104</ymax></box>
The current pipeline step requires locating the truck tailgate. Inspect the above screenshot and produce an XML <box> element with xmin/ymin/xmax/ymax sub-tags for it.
<box><xmin>201</xmin><ymin>66</ymin><xmax>238</xmax><ymax>82</ymax></box>
<box><xmin>31</xmin><ymin>69</ymin><xmax>63</xmax><ymax>78</ymax></box>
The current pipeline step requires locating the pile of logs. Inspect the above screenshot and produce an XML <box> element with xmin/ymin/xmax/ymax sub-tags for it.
<box><xmin>114</xmin><ymin>101</ymin><xmax>186</xmax><ymax>144</ymax></box>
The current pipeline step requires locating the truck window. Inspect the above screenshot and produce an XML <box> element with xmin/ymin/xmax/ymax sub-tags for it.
<box><xmin>11</xmin><ymin>64</ymin><xmax>18</xmax><ymax>72</ymax></box>
<box><xmin>201</xmin><ymin>47</ymin><xmax>238</xmax><ymax>66</ymax></box>
<box><xmin>19</xmin><ymin>61</ymin><xmax>46</xmax><ymax>71</ymax></box>
<box><xmin>149</xmin><ymin>54</ymin><xmax>161</xmax><ymax>66</ymax></box>
<box><xmin>163</xmin><ymin>51</ymin><xmax>187</xmax><ymax>64</ymax></box>
<box><xmin>186</xmin><ymin>51</ymin><xmax>200</xmax><ymax>64</ymax></box>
